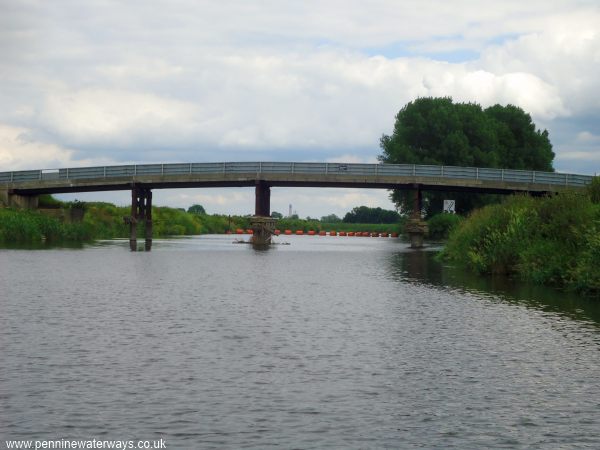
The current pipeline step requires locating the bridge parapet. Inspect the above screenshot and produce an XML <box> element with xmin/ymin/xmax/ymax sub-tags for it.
<box><xmin>0</xmin><ymin>162</ymin><xmax>593</xmax><ymax>190</ymax></box>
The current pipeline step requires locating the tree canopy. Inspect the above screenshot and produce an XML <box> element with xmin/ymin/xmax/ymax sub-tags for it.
<box><xmin>187</xmin><ymin>204</ymin><xmax>206</xmax><ymax>215</ymax></box>
<box><xmin>320</xmin><ymin>214</ymin><xmax>342</xmax><ymax>223</ymax></box>
<box><xmin>343</xmin><ymin>206</ymin><xmax>400</xmax><ymax>224</ymax></box>
<box><xmin>379</xmin><ymin>97</ymin><xmax>555</xmax><ymax>216</ymax></box>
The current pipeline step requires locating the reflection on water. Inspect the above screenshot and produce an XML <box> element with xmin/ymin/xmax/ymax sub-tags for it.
<box><xmin>388</xmin><ymin>248</ymin><xmax>600</xmax><ymax>326</ymax></box>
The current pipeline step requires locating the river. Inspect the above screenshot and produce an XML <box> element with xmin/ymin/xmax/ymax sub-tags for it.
<box><xmin>1</xmin><ymin>235</ymin><xmax>599</xmax><ymax>449</ymax></box>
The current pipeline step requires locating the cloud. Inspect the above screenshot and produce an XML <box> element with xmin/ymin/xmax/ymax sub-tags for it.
<box><xmin>0</xmin><ymin>123</ymin><xmax>112</xmax><ymax>170</ymax></box>
<box><xmin>40</xmin><ymin>88</ymin><xmax>198</xmax><ymax>149</ymax></box>
<box><xmin>1</xmin><ymin>0</ymin><xmax>599</xmax><ymax>189</ymax></box>
<box><xmin>326</xmin><ymin>155</ymin><xmax>379</xmax><ymax>164</ymax></box>
<box><xmin>576</xmin><ymin>131</ymin><xmax>600</xmax><ymax>143</ymax></box>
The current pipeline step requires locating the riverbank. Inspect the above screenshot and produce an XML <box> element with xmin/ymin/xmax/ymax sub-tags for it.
<box><xmin>440</xmin><ymin>182</ymin><xmax>600</xmax><ymax>296</ymax></box>
<box><xmin>0</xmin><ymin>202</ymin><xmax>252</xmax><ymax>244</ymax></box>
<box><xmin>0</xmin><ymin>200</ymin><xmax>405</xmax><ymax>244</ymax></box>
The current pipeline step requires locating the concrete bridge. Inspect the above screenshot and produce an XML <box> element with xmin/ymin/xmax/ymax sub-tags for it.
<box><xmin>0</xmin><ymin>161</ymin><xmax>593</xmax><ymax>249</ymax></box>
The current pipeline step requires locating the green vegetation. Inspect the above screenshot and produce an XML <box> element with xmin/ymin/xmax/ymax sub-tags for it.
<box><xmin>426</xmin><ymin>213</ymin><xmax>463</xmax><ymax>239</ymax></box>
<box><xmin>320</xmin><ymin>214</ymin><xmax>342</xmax><ymax>223</ymax></box>
<box><xmin>343</xmin><ymin>206</ymin><xmax>400</xmax><ymax>224</ymax></box>
<box><xmin>380</xmin><ymin>97</ymin><xmax>555</xmax><ymax>216</ymax></box>
<box><xmin>187</xmin><ymin>204</ymin><xmax>206</xmax><ymax>215</ymax></box>
<box><xmin>440</xmin><ymin>186</ymin><xmax>600</xmax><ymax>296</ymax></box>
<box><xmin>275</xmin><ymin>218</ymin><xmax>403</xmax><ymax>234</ymax></box>
<box><xmin>0</xmin><ymin>208</ymin><xmax>92</xmax><ymax>243</ymax></box>
<box><xmin>0</xmin><ymin>199</ymin><xmax>251</xmax><ymax>245</ymax></box>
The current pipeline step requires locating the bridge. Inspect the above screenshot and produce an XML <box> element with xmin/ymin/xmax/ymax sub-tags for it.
<box><xmin>0</xmin><ymin>161</ymin><xmax>593</xmax><ymax>249</ymax></box>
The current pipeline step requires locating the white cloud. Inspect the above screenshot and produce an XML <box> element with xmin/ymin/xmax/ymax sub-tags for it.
<box><xmin>40</xmin><ymin>89</ymin><xmax>198</xmax><ymax>148</ymax></box>
<box><xmin>326</xmin><ymin>155</ymin><xmax>379</xmax><ymax>164</ymax></box>
<box><xmin>576</xmin><ymin>131</ymin><xmax>600</xmax><ymax>143</ymax></box>
<box><xmin>0</xmin><ymin>123</ymin><xmax>112</xmax><ymax>170</ymax></box>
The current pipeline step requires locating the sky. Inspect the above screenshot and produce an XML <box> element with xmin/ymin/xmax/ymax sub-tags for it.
<box><xmin>1</xmin><ymin>0</ymin><xmax>599</xmax><ymax>217</ymax></box>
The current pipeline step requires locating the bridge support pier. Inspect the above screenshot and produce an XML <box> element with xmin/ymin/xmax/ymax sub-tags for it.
<box><xmin>128</xmin><ymin>186</ymin><xmax>152</xmax><ymax>251</ymax></box>
<box><xmin>251</xmin><ymin>181</ymin><xmax>276</xmax><ymax>248</ymax></box>
<box><xmin>405</xmin><ymin>186</ymin><xmax>428</xmax><ymax>249</ymax></box>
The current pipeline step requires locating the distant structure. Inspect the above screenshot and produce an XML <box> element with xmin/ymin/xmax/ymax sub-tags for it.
<box><xmin>288</xmin><ymin>204</ymin><xmax>292</xmax><ymax>217</ymax></box>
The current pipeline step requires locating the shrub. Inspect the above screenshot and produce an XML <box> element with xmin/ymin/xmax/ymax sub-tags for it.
<box><xmin>427</xmin><ymin>213</ymin><xmax>463</xmax><ymax>239</ymax></box>
<box><xmin>440</xmin><ymin>191</ymin><xmax>600</xmax><ymax>295</ymax></box>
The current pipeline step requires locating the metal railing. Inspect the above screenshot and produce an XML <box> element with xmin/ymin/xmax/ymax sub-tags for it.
<box><xmin>0</xmin><ymin>162</ymin><xmax>593</xmax><ymax>187</ymax></box>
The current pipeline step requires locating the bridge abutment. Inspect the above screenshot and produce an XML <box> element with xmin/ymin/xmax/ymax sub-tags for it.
<box><xmin>0</xmin><ymin>189</ymin><xmax>39</xmax><ymax>209</ymax></box>
<box><xmin>128</xmin><ymin>186</ymin><xmax>152</xmax><ymax>251</ymax></box>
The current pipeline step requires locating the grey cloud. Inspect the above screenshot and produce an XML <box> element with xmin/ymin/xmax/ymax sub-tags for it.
<box><xmin>0</xmin><ymin>0</ymin><xmax>599</xmax><ymax>177</ymax></box>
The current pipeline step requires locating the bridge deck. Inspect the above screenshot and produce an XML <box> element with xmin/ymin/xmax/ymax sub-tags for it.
<box><xmin>0</xmin><ymin>162</ymin><xmax>592</xmax><ymax>195</ymax></box>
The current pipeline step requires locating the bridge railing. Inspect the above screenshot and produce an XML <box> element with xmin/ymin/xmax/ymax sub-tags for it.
<box><xmin>0</xmin><ymin>162</ymin><xmax>594</xmax><ymax>187</ymax></box>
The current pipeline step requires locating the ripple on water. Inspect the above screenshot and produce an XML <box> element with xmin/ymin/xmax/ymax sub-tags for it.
<box><xmin>0</xmin><ymin>236</ymin><xmax>599</xmax><ymax>448</ymax></box>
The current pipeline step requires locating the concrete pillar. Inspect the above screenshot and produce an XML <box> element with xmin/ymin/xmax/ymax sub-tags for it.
<box><xmin>255</xmin><ymin>181</ymin><xmax>271</xmax><ymax>217</ymax></box>
<box><xmin>252</xmin><ymin>181</ymin><xmax>275</xmax><ymax>247</ymax></box>
<box><xmin>405</xmin><ymin>186</ymin><xmax>428</xmax><ymax>249</ymax></box>
<box><xmin>145</xmin><ymin>190</ymin><xmax>153</xmax><ymax>251</ymax></box>
<box><xmin>129</xmin><ymin>186</ymin><xmax>152</xmax><ymax>251</ymax></box>
<box><xmin>129</xmin><ymin>188</ymin><xmax>138</xmax><ymax>251</ymax></box>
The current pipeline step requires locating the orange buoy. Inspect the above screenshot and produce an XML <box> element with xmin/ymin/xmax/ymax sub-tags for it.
<box><xmin>382</xmin><ymin>233</ymin><xmax>389</xmax><ymax>237</ymax></box>
<box><xmin>347</xmin><ymin>232</ymin><xmax>354</xmax><ymax>236</ymax></box>
<box><xmin>308</xmin><ymin>230</ymin><xmax>316</xmax><ymax>236</ymax></box>
<box><xmin>319</xmin><ymin>230</ymin><xmax>326</xmax><ymax>236</ymax></box>
<box><xmin>274</xmin><ymin>229</ymin><xmax>281</xmax><ymax>235</ymax></box>
<box><xmin>296</xmin><ymin>230</ymin><xmax>304</xmax><ymax>235</ymax></box>
<box><xmin>284</xmin><ymin>229</ymin><xmax>292</xmax><ymax>235</ymax></box>
<box><xmin>330</xmin><ymin>231</ymin><xmax>337</xmax><ymax>236</ymax></box>
<box><xmin>236</xmin><ymin>228</ymin><xmax>244</xmax><ymax>234</ymax></box>
<box><xmin>339</xmin><ymin>231</ymin><xmax>347</xmax><ymax>236</ymax></box>
<box><xmin>391</xmin><ymin>232</ymin><xmax>399</xmax><ymax>238</ymax></box>
<box><xmin>362</xmin><ymin>232</ymin><xmax>369</xmax><ymax>237</ymax></box>
<box><xmin>246</xmin><ymin>229</ymin><xmax>254</xmax><ymax>234</ymax></box>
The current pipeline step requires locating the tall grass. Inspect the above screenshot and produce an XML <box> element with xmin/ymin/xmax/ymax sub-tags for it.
<box><xmin>0</xmin><ymin>208</ymin><xmax>92</xmax><ymax>242</ymax></box>
<box><xmin>0</xmin><ymin>201</ymin><xmax>253</xmax><ymax>244</ymax></box>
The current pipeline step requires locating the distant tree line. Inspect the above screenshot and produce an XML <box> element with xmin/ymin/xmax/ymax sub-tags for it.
<box><xmin>342</xmin><ymin>206</ymin><xmax>400</xmax><ymax>224</ymax></box>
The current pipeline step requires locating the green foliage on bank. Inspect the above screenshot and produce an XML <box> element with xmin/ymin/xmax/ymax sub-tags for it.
<box><xmin>427</xmin><ymin>213</ymin><xmax>463</xmax><ymax>239</ymax></box>
<box><xmin>0</xmin><ymin>199</ymin><xmax>251</xmax><ymax>244</ymax></box>
<box><xmin>0</xmin><ymin>208</ymin><xmax>92</xmax><ymax>243</ymax></box>
<box><xmin>440</xmin><ymin>190</ymin><xmax>600</xmax><ymax>295</ymax></box>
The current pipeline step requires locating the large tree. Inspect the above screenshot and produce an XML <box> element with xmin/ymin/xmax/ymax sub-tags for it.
<box><xmin>379</xmin><ymin>97</ymin><xmax>554</xmax><ymax>216</ymax></box>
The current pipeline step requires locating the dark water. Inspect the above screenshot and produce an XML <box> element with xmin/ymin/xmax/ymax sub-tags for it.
<box><xmin>1</xmin><ymin>236</ymin><xmax>599</xmax><ymax>449</ymax></box>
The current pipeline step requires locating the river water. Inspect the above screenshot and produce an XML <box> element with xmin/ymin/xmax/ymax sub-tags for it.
<box><xmin>1</xmin><ymin>236</ymin><xmax>599</xmax><ymax>449</ymax></box>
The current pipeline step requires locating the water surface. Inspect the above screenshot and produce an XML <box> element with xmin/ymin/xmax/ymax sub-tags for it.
<box><xmin>1</xmin><ymin>236</ymin><xmax>599</xmax><ymax>449</ymax></box>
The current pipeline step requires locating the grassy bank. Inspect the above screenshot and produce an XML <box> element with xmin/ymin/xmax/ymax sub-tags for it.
<box><xmin>440</xmin><ymin>184</ymin><xmax>600</xmax><ymax>296</ymax></box>
<box><xmin>0</xmin><ymin>208</ymin><xmax>92</xmax><ymax>243</ymax></box>
<box><xmin>0</xmin><ymin>201</ymin><xmax>252</xmax><ymax>244</ymax></box>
